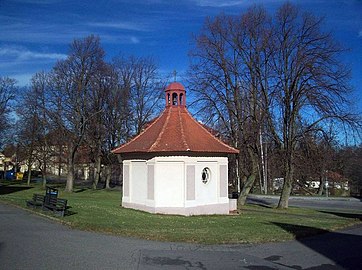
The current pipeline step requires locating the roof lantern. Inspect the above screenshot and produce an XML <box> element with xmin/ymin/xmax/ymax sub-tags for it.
<box><xmin>165</xmin><ymin>82</ymin><xmax>186</xmax><ymax>108</ymax></box>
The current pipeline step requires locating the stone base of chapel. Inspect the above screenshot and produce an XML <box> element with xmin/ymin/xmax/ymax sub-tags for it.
<box><xmin>122</xmin><ymin>201</ymin><xmax>230</xmax><ymax>216</ymax></box>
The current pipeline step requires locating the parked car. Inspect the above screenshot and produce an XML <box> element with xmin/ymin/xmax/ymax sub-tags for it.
<box><xmin>23</xmin><ymin>170</ymin><xmax>42</xmax><ymax>179</ymax></box>
<box><xmin>5</xmin><ymin>169</ymin><xmax>15</xmax><ymax>180</ymax></box>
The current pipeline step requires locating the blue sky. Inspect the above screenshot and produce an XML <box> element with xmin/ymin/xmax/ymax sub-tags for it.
<box><xmin>1</xmin><ymin>0</ymin><xmax>362</xmax><ymax>111</ymax></box>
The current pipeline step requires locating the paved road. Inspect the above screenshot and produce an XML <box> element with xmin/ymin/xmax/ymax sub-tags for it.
<box><xmin>247</xmin><ymin>195</ymin><xmax>362</xmax><ymax>212</ymax></box>
<box><xmin>1</xmin><ymin>202</ymin><xmax>361</xmax><ymax>270</ymax></box>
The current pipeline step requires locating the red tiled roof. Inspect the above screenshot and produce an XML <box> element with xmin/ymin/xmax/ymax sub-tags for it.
<box><xmin>112</xmin><ymin>106</ymin><xmax>239</xmax><ymax>155</ymax></box>
<box><xmin>112</xmin><ymin>82</ymin><xmax>238</xmax><ymax>155</ymax></box>
<box><xmin>166</xmin><ymin>82</ymin><xmax>185</xmax><ymax>91</ymax></box>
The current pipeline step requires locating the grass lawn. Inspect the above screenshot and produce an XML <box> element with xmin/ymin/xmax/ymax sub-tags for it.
<box><xmin>1</xmin><ymin>181</ymin><xmax>361</xmax><ymax>244</ymax></box>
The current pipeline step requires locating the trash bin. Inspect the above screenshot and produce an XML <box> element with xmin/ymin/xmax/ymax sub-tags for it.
<box><xmin>45</xmin><ymin>186</ymin><xmax>58</xmax><ymax>204</ymax></box>
<box><xmin>16</xmin><ymin>172</ymin><xmax>24</xmax><ymax>180</ymax></box>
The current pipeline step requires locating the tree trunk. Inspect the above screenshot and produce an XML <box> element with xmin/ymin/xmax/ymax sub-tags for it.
<box><xmin>65</xmin><ymin>161</ymin><xmax>74</xmax><ymax>192</ymax></box>
<box><xmin>42</xmin><ymin>160</ymin><xmax>47</xmax><ymax>189</ymax></box>
<box><xmin>236</xmin><ymin>153</ymin><xmax>243</xmax><ymax>193</ymax></box>
<box><xmin>104</xmin><ymin>165</ymin><xmax>111</xmax><ymax>189</ymax></box>
<box><xmin>26</xmin><ymin>166</ymin><xmax>32</xmax><ymax>186</ymax></box>
<box><xmin>317</xmin><ymin>175</ymin><xmax>324</xmax><ymax>196</ymax></box>
<box><xmin>93</xmin><ymin>154</ymin><xmax>101</xmax><ymax>189</ymax></box>
<box><xmin>277</xmin><ymin>157</ymin><xmax>294</xmax><ymax>209</ymax></box>
<box><xmin>42</xmin><ymin>173</ymin><xmax>47</xmax><ymax>189</ymax></box>
<box><xmin>118</xmin><ymin>164</ymin><xmax>123</xmax><ymax>186</ymax></box>
<box><xmin>117</xmin><ymin>156</ymin><xmax>123</xmax><ymax>187</ymax></box>
<box><xmin>57</xmin><ymin>143</ymin><xmax>63</xmax><ymax>181</ymax></box>
<box><xmin>237</xmin><ymin>174</ymin><xmax>256</xmax><ymax>209</ymax></box>
<box><xmin>237</xmin><ymin>153</ymin><xmax>259</xmax><ymax>209</ymax></box>
<box><xmin>258</xmin><ymin>163</ymin><xmax>263</xmax><ymax>194</ymax></box>
<box><xmin>89</xmin><ymin>162</ymin><xmax>94</xmax><ymax>182</ymax></box>
<box><xmin>65</xmin><ymin>148</ymin><xmax>76</xmax><ymax>192</ymax></box>
<box><xmin>278</xmin><ymin>179</ymin><xmax>292</xmax><ymax>209</ymax></box>
<box><xmin>26</xmin><ymin>149</ymin><xmax>33</xmax><ymax>186</ymax></box>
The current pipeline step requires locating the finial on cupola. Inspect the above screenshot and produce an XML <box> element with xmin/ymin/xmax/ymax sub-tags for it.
<box><xmin>173</xmin><ymin>70</ymin><xmax>177</xmax><ymax>82</ymax></box>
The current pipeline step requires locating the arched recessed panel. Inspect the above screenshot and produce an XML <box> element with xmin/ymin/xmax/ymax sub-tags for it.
<box><xmin>179</xmin><ymin>93</ymin><xmax>184</xmax><ymax>105</ymax></box>
<box><xmin>172</xmin><ymin>93</ymin><xmax>178</xmax><ymax>105</ymax></box>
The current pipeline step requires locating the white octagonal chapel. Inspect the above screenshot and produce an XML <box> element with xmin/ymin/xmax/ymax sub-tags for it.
<box><xmin>112</xmin><ymin>82</ymin><xmax>239</xmax><ymax>216</ymax></box>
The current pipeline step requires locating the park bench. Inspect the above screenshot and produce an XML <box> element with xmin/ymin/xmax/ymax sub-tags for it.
<box><xmin>26</xmin><ymin>194</ymin><xmax>45</xmax><ymax>208</ymax></box>
<box><xmin>26</xmin><ymin>186</ymin><xmax>69</xmax><ymax>217</ymax></box>
<box><xmin>42</xmin><ymin>197</ymin><xmax>68</xmax><ymax>217</ymax></box>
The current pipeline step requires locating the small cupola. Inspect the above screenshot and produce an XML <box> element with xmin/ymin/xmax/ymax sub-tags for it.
<box><xmin>165</xmin><ymin>82</ymin><xmax>186</xmax><ymax>108</ymax></box>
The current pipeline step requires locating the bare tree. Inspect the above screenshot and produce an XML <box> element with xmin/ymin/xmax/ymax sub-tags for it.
<box><xmin>86</xmin><ymin>63</ymin><xmax>119</xmax><ymax>189</ymax></box>
<box><xmin>85</xmin><ymin>54</ymin><xmax>163</xmax><ymax>190</ymax></box>
<box><xmin>16</xmin><ymin>85</ymin><xmax>40</xmax><ymax>185</ymax></box>
<box><xmin>30</xmin><ymin>72</ymin><xmax>52</xmax><ymax>188</ymax></box>
<box><xmin>268</xmin><ymin>3</ymin><xmax>359</xmax><ymax>208</ymax></box>
<box><xmin>189</xmin><ymin>6</ymin><xmax>273</xmax><ymax>208</ymax></box>
<box><xmin>16</xmin><ymin>72</ymin><xmax>52</xmax><ymax>187</ymax></box>
<box><xmin>338</xmin><ymin>144</ymin><xmax>362</xmax><ymax>196</ymax></box>
<box><xmin>100</xmin><ymin>65</ymin><xmax>130</xmax><ymax>189</ymax></box>
<box><xmin>189</xmin><ymin>3</ymin><xmax>359</xmax><ymax>210</ymax></box>
<box><xmin>49</xmin><ymin>35</ymin><xmax>106</xmax><ymax>192</ymax></box>
<box><xmin>113</xmin><ymin>55</ymin><xmax>164</xmax><ymax>135</ymax></box>
<box><xmin>294</xmin><ymin>129</ymin><xmax>337</xmax><ymax>195</ymax></box>
<box><xmin>0</xmin><ymin>77</ymin><xmax>17</xmax><ymax>147</ymax></box>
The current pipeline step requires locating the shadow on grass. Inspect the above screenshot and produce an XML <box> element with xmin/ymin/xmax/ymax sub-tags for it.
<box><xmin>65</xmin><ymin>209</ymin><xmax>77</xmax><ymax>216</ymax></box>
<box><xmin>246</xmin><ymin>197</ymin><xmax>274</xmax><ymax>208</ymax></box>
<box><xmin>319</xmin><ymin>210</ymin><xmax>362</xmax><ymax>221</ymax></box>
<box><xmin>271</xmin><ymin>222</ymin><xmax>327</xmax><ymax>239</ymax></box>
<box><xmin>74</xmin><ymin>188</ymin><xmax>88</xmax><ymax>193</ymax></box>
<box><xmin>271</xmin><ymin>222</ymin><xmax>362</xmax><ymax>270</ymax></box>
<box><xmin>0</xmin><ymin>185</ymin><xmax>33</xmax><ymax>195</ymax></box>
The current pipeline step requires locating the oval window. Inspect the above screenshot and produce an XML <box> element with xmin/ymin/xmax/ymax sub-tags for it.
<box><xmin>201</xmin><ymin>168</ymin><xmax>210</xmax><ymax>184</ymax></box>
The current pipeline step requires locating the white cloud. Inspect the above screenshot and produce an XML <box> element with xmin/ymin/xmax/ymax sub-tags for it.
<box><xmin>0</xmin><ymin>17</ymin><xmax>96</xmax><ymax>45</ymax></box>
<box><xmin>195</xmin><ymin>0</ymin><xmax>246</xmax><ymax>7</ymax></box>
<box><xmin>0</xmin><ymin>21</ymin><xmax>144</xmax><ymax>45</ymax></box>
<box><xmin>87</xmin><ymin>21</ymin><xmax>150</xmax><ymax>32</ymax></box>
<box><xmin>0</xmin><ymin>46</ymin><xmax>67</xmax><ymax>61</ymax></box>
<box><xmin>11</xmin><ymin>0</ymin><xmax>60</xmax><ymax>4</ymax></box>
<box><xmin>11</xmin><ymin>73</ymin><xmax>33</xmax><ymax>87</ymax></box>
<box><xmin>194</xmin><ymin>0</ymin><xmax>290</xmax><ymax>7</ymax></box>
<box><xmin>129</xmin><ymin>36</ymin><xmax>140</xmax><ymax>44</ymax></box>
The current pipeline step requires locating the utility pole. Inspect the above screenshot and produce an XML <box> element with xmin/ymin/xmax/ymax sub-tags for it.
<box><xmin>325</xmin><ymin>170</ymin><xmax>329</xmax><ymax>197</ymax></box>
<box><xmin>260</xmin><ymin>130</ymin><xmax>267</xmax><ymax>194</ymax></box>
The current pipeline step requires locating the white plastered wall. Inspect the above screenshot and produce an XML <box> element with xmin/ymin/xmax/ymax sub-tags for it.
<box><xmin>122</xmin><ymin>156</ymin><xmax>230</xmax><ymax>215</ymax></box>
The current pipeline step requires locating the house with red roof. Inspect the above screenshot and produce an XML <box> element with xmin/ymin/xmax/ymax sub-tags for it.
<box><xmin>112</xmin><ymin>82</ymin><xmax>239</xmax><ymax>215</ymax></box>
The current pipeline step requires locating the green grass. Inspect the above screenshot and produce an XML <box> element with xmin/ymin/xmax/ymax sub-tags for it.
<box><xmin>1</xmin><ymin>181</ymin><xmax>361</xmax><ymax>244</ymax></box>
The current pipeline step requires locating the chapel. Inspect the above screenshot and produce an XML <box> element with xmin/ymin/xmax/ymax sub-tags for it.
<box><xmin>112</xmin><ymin>82</ymin><xmax>239</xmax><ymax>215</ymax></box>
